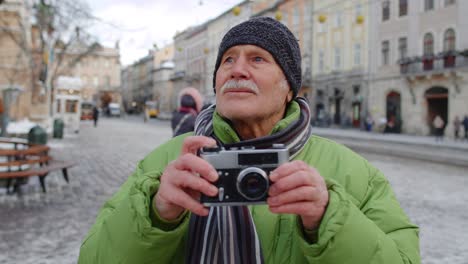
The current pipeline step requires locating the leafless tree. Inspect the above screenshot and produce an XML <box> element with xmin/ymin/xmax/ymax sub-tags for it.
<box><xmin>0</xmin><ymin>0</ymin><xmax>100</xmax><ymax>107</ymax></box>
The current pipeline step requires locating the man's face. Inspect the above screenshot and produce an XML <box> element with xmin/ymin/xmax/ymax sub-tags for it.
<box><xmin>215</xmin><ymin>45</ymin><xmax>293</xmax><ymax>123</ymax></box>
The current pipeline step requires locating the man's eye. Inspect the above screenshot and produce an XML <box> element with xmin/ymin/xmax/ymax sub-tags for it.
<box><xmin>254</xmin><ymin>56</ymin><xmax>264</xmax><ymax>62</ymax></box>
<box><xmin>224</xmin><ymin>57</ymin><xmax>234</xmax><ymax>63</ymax></box>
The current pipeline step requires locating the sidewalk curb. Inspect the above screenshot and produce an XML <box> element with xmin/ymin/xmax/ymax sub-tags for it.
<box><xmin>313</xmin><ymin>130</ymin><xmax>468</xmax><ymax>168</ymax></box>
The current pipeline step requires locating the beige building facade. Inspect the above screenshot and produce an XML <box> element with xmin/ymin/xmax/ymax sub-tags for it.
<box><xmin>311</xmin><ymin>0</ymin><xmax>371</xmax><ymax>128</ymax></box>
<box><xmin>1</xmin><ymin>0</ymin><xmax>121</xmax><ymax>127</ymax></box>
<box><xmin>171</xmin><ymin>24</ymin><xmax>208</xmax><ymax>110</ymax></box>
<box><xmin>368</xmin><ymin>0</ymin><xmax>468</xmax><ymax>136</ymax></box>
<box><xmin>153</xmin><ymin>44</ymin><xmax>174</xmax><ymax>113</ymax></box>
<box><xmin>70</xmin><ymin>45</ymin><xmax>121</xmax><ymax>103</ymax></box>
<box><xmin>0</xmin><ymin>0</ymin><xmax>34</xmax><ymax>121</ymax></box>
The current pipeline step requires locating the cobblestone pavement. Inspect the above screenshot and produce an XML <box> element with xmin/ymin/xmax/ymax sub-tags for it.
<box><xmin>0</xmin><ymin>117</ymin><xmax>466</xmax><ymax>263</ymax></box>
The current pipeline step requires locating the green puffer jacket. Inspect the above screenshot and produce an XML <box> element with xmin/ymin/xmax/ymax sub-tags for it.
<box><xmin>78</xmin><ymin>102</ymin><xmax>420</xmax><ymax>264</ymax></box>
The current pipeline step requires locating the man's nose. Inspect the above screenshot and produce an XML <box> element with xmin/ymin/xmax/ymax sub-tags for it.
<box><xmin>230</xmin><ymin>57</ymin><xmax>250</xmax><ymax>79</ymax></box>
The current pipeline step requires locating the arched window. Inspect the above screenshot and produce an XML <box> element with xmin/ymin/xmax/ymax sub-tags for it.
<box><xmin>423</xmin><ymin>33</ymin><xmax>434</xmax><ymax>55</ymax></box>
<box><xmin>443</xmin><ymin>29</ymin><xmax>456</xmax><ymax>52</ymax></box>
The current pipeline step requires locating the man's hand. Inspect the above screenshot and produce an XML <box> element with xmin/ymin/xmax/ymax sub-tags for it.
<box><xmin>267</xmin><ymin>161</ymin><xmax>329</xmax><ymax>230</ymax></box>
<box><xmin>154</xmin><ymin>136</ymin><xmax>219</xmax><ymax>221</ymax></box>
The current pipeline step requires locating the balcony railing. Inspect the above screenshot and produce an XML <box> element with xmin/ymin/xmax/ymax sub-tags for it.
<box><xmin>399</xmin><ymin>51</ymin><xmax>468</xmax><ymax>76</ymax></box>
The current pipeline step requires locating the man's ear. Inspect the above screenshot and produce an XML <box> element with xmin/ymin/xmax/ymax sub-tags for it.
<box><xmin>286</xmin><ymin>91</ymin><xmax>293</xmax><ymax>103</ymax></box>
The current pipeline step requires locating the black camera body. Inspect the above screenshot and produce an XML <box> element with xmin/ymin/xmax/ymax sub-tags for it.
<box><xmin>200</xmin><ymin>144</ymin><xmax>289</xmax><ymax>206</ymax></box>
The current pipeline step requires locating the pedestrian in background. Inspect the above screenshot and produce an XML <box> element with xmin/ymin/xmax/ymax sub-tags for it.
<box><xmin>453</xmin><ymin>116</ymin><xmax>461</xmax><ymax>140</ymax></box>
<box><xmin>433</xmin><ymin>115</ymin><xmax>445</xmax><ymax>142</ymax></box>
<box><xmin>365</xmin><ymin>114</ymin><xmax>374</xmax><ymax>132</ymax></box>
<box><xmin>463</xmin><ymin>115</ymin><xmax>468</xmax><ymax>141</ymax></box>
<box><xmin>92</xmin><ymin>106</ymin><xmax>99</xmax><ymax>127</ymax></box>
<box><xmin>171</xmin><ymin>87</ymin><xmax>203</xmax><ymax>137</ymax></box>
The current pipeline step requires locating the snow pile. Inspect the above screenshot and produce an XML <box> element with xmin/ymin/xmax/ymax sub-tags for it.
<box><xmin>6</xmin><ymin>119</ymin><xmax>38</xmax><ymax>134</ymax></box>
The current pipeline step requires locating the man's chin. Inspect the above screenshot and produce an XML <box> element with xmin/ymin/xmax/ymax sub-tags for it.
<box><xmin>218</xmin><ymin>108</ymin><xmax>253</xmax><ymax>121</ymax></box>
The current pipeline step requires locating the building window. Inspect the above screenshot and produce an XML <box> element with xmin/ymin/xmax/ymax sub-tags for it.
<box><xmin>424</xmin><ymin>0</ymin><xmax>434</xmax><ymax>11</ymax></box>
<box><xmin>65</xmin><ymin>100</ymin><xmax>78</xmax><ymax>113</ymax></box>
<box><xmin>335</xmin><ymin>11</ymin><xmax>343</xmax><ymax>27</ymax></box>
<box><xmin>382</xmin><ymin>40</ymin><xmax>390</xmax><ymax>65</ymax></box>
<box><xmin>334</xmin><ymin>47</ymin><xmax>341</xmax><ymax>69</ymax></box>
<box><xmin>354</xmin><ymin>43</ymin><xmax>361</xmax><ymax>66</ymax></box>
<box><xmin>444</xmin><ymin>0</ymin><xmax>455</xmax><ymax>6</ymax></box>
<box><xmin>399</xmin><ymin>0</ymin><xmax>408</xmax><ymax>16</ymax></box>
<box><xmin>355</xmin><ymin>3</ymin><xmax>363</xmax><ymax>17</ymax></box>
<box><xmin>423</xmin><ymin>33</ymin><xmax>434</xmax><ymax>55</ymax></box>
<box><xmin>104</xmin><ymin>75</ymin><xmax>111</xmax><ymax>87</ymax></box>
<box><xmin>93</xmin><ymin>76</ymin><xmax>99</xmax><ymax>87</ymax></box>
<box><xmin>318</xmin><ymin>22</ymin><xmax>326</xmax><ymax>33</ymax></box>
<box><xmin>293</xmin><ymin>6</ymin><xmax>300</xmax><ymax>27</ymax></box>
<box><xmin>398</xmin><ymin>37</ymin><xmax>408</xmax><ymax>59</ymax></box>
<box><xmin>319</xmin><ymin>50</ymin><xmax>325</xmax><ymax>73</ymax></box>
<box><xmin>443</xmin><ymin>29</ymin><xmax>456</xmax><ymax>51</ymax></box>
<box><xmin>382</xmin><ymin>1</ymin><xmax>390</xmax><ymax>21</ymax></box>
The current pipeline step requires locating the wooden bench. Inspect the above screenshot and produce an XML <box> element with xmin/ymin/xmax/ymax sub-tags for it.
<box><xmin>0</xmin><ymin>139</ymin><xmax>76</xmax><ymax>194</ymax></box>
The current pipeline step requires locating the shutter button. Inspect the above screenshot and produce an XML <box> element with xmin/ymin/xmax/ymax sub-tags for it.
<box><xmin>218</xmin><ymin>187</ymin><xmax>224</xmax><ymax>201</ymax></box>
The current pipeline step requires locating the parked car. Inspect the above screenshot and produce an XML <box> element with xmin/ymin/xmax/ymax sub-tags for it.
<box><xmin>108</xmin><ymin>103</ymin><xmax>121</xmax><ymax>117</ymax></box>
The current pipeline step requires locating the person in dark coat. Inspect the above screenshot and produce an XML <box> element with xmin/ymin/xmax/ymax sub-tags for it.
<box><xmin>463</xmin><ymin>115</ymin><xmax>468</xmax><ymax>141</ymax></box>
<box><xmin>171</xmin><ymin>88</ymin><xmax>203</xmax><ymax>137</ymax></box>
<box><xmin>92</xmin><ymin>106</ymin><xmax>99</xmax><ymax>127</ymax></box>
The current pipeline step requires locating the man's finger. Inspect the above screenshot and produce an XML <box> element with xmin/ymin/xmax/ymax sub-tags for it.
<box><xmin>181</xmin><ymin>136</ymin><xmax>217</xmax><ymax>155</ymax></box>
<box><xmin>174</xmin><ymin>153</ymin><xmax>219</xmax><ymax>182</ymax></box>
<box><xmin>172</xmin><ymin>170</ymin><xmax>218</xmax><ymax>197</ymax></box>
<box><xmin>270</xmin><ymin>161</ymin><xmax>319</xmax><ymax>182</ymax></box>
<box><xmin>268</xmin><ymin>170</ymin><xmax>314</xmax><ymax>196</ymax></box>
<box><xmin>267</xmin><ymin>186</ymin><xmax>319</xmax><ymax>206</ymax></box>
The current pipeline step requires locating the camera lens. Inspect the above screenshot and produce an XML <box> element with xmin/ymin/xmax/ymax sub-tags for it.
<box><xmin>237</xmin><ymin>168</ymin><xmax>269</xmax><ymax>201</ymax></box>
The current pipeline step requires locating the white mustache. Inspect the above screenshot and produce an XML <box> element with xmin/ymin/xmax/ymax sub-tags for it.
<box><xmin>220</xmin><ymin>79</ymin><xmax>259</xmax><ymax>94</ymax></box>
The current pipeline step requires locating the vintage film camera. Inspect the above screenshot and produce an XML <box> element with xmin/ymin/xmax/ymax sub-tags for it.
<box><xmin>199</xmin><ymin>144</ymin><xmax>289</xmax><ymax>206</ymax></box>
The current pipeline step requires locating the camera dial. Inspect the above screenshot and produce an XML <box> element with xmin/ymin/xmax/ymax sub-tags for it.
<box><xmin>237</xmin><ymin>167</ymin><xmax>269</xmax><ymax>201</ymax></box>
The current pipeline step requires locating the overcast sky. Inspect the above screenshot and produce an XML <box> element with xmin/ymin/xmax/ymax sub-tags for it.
<box><xmin>86</xmin><ymin>0</ymin><xmax>243</xmax><ymax>66</ymax></box>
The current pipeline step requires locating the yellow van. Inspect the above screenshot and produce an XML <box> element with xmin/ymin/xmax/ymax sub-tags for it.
<box><xmin>145</xmin><ymin>101</ymin><xmax>159</xmax><ymax>118</ymax></box>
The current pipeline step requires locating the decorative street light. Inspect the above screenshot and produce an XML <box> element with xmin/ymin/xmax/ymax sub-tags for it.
<box><xmin>232</xmin><ymin>6</ymin><xmax>241</xmax><ymax>16</ymax></box>
<box><xmin>275</xmin><ymin>10</ymin><xmax>283</xmax><ymax>21</ymax></box>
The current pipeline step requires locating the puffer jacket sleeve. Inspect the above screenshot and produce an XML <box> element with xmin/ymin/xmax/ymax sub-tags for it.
<box><xmin>78</xmin><ymin>138</ymin><xmax>189</xmax><ymax>263</ymax></box>
<box><xmin>294</xmin><ymin>170</ymin><xmax>420</xmax><ymax>264</ymax></box>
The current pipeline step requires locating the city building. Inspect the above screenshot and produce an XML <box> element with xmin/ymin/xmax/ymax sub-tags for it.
<box><xmin>70</xmin><ymin>43</ymin><xmax>121</xmax><ymax>104</ymax></box>
<box><xmin>311</xmin><ymin>0</ymin><xmax>371</xmax><ymax>128</ymax></box>
<box><xmin>152</xmin><ymin>44</ymin><xmax>175</xmax><ymax>113</ymax></box>
<box><xmin>0</xmin><ymin>0</ymin><xmax>33</xmax><ymax>120</ymax></box>
<box><xmin>368</xmin><ymin>0</ymin><xmax>468</xmax><ymax>136</ymax></box>
<box><xmin>1</xmin><ymin>0</ymin><xmax>121</xmax><ymax>126</ymax></box>
<box><xmin>171</xmin><ymin>23</ymin><xmax>208</xmax><ymax>109</ymax></box>
<box><xmin>129</xmin><ymin>51</ymin><xmax>154</xmax><ymax>113</ymax></box>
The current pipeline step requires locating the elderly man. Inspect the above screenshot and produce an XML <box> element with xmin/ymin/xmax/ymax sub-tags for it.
<box><xmin>79</xmin><ymin>17</ymin><xmax>419</xmax><ymax>263</ymax></box>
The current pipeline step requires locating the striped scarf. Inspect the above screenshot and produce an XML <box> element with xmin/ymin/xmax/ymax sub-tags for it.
<box><xmin>186</xmin><ymin>97</ymin><xmax>312</xmax><ymax>264</ymax></box>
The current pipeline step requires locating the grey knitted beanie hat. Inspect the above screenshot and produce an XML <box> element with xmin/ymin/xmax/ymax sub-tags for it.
<box><xmin>213</xmin><ymin>16</ymin><xmax>302</xmax><ymax>98</ymax></box>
